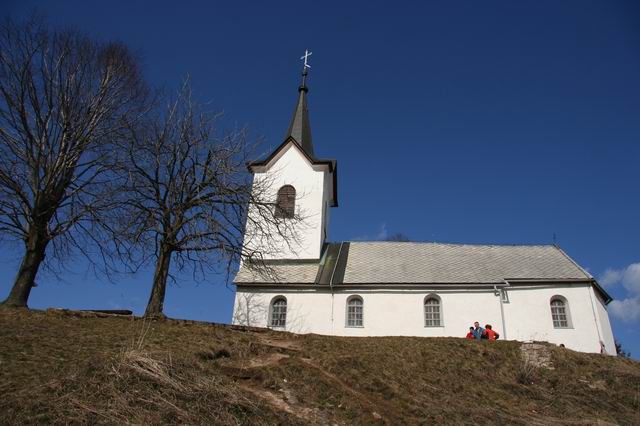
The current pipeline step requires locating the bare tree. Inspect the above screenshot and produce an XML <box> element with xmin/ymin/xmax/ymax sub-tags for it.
<box><xmin>117</xmin><ymin>81</ymin><xmax>300</xmax><ymax>318</ymax></box>
<box><xmin>0</xmin><ymin>17</ymin><xmax>148</xmax><ymax>307</ymax></box>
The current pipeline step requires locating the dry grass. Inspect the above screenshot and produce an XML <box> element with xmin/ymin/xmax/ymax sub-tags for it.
<box><xmin>1</xmin><ymin>308</ymin><xmax>639</xmax><ymax>425</ymax></box>
<box><xmin>515</xmin><ymin>359</ymin><xmax>539</xmax><ymax>385</ymax></box>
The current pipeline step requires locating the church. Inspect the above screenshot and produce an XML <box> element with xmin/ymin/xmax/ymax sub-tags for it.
<box><xmin>232</xmin><ymin>56</ymin><xmax>615</xmax><ymax>355</ymax></box>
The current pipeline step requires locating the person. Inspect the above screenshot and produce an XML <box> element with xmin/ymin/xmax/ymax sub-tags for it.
<box><xmin>472</xmin><ymin>321</ymin><xmax>485</xmax><ymax>340</ymax></box>
<box><xmin>465</xmin><ymin>327</ymin><xmax>474</xmax><ymax>339</ymax></box>
<box><xmin>485</xmin><ymin>324</ymin><xmax>500</xmax><ymax>341</ymax></box>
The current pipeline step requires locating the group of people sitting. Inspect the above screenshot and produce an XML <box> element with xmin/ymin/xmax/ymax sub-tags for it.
<box><xmin>465</xmin><ymin>321</ymin><xmax>500</xmax><ymax>340</ymax></box>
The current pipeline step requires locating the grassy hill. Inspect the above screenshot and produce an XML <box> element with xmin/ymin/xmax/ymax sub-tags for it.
<box><xmin>1</xmin><ymin>309</ymin><xmax>639</xmax><ymax>425</ymax></box>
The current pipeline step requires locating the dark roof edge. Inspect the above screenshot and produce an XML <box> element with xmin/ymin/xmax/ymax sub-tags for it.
<box><xmin>233</xmin><ymin>282</ymin><xmax>512</xmax><ymax>289</ymax></box>
<box><xmin>342</xmin><ymin>241</ymin><xmax>567</xmax><ymax>248</ymax></box>
<box><xmin>247</xmin><ymin>137</ymin><xmax>338</xmax><ymax>207</ymax></box>
<box><xmin>243</xmin><ymin>258</ymin><xmax>319</xmax><ymax>266</ymax></box>
<box><xmin>591</xmin><ymin>279</ymin><xmax>613</xmax><ymax>305</ymax></box>
<box><xmin>234</xmin><ymin>280</ymin><xmax>595</xmax><ymax>289</ymax></box>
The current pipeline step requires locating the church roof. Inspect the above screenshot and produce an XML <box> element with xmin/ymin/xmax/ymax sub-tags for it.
<box><xmin>234</xmin><ymin>242</ymin><xmax>611</xmax><ymax>302</ymax></box>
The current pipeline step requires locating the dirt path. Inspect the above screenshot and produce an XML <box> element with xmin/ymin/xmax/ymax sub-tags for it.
<box><xmin>298</xmin><ymin>357</ymin><xmax>392</xmax><ymax>422</ymax></box>
<box><xmin>232</xmin><ymin>331</ymin><xmax>391</xmax><ymax>423</ymax></box>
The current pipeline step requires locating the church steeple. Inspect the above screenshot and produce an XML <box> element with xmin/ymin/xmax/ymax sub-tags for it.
<box><xmin>285</xmin><ymin>50</ymin><xmax>314</xmax><ymax>158</ymax></box>
<box><xmin>243</xmin><ymin>51</ymin><xmax>338</xmax><ymax>260</ymax></box>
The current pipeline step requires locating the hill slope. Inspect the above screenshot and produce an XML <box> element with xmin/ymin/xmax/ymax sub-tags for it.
<box><xmin>1</xmin><ymin>309</ymin><xmax>638</xmax><ymax>425</ymax></box>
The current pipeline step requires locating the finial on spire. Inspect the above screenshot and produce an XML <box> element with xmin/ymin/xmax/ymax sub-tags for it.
<box><xmin>299</xmin><ymin>49</ymin><xmax>312</xmax><ymax>91</ymax></box>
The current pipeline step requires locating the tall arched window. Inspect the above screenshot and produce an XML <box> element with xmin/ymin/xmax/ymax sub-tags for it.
<box><xmin>550</xmin><ymin>296</ymin><xmax>571</xmax><ymax>328</ymax></box>
<box><xmin>424</xmin><ymin>296</ymin><xmax>442</xmax><ymax>327</ymax></box>
<box><xmin>270</xmin><ymin>297</ymin><xmax>287</xmax><ymax>328</ymax></box>
<box><xmin>346</xmin><ymin>296</ymin><xmax>363</xmax><ymax>327</ymax></box>
<box><xmin>275</xmin><ymin>185</ymin><xmax>296</xmax><ymax>218</ymax></box>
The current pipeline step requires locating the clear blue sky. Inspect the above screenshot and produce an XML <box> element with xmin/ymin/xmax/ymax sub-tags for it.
<box><xmin>2</xmin><ymin>1</ymin><xmax>639</xmax><ymax>357</ymax></box>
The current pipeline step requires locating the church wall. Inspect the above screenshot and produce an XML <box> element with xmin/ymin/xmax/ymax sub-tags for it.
<box><xmin>502</xmin><ymin>283</ymin><xmax>609</xmax><ymax>354</ymax></box>
<box><xmin>245</xmin><ymin>143</ymin><xmax>327</xmax><ymax>260</ymax></box>
<box><xmin>329</xmin><ymin>289</ymin><xmax>502</xmax><ymax>338</ymax></box>
<box><xmin>592</xmin><ymin>288</ymin><xmax>616</xmax><ymax>355</ymax></box>
<box><xmin>233</xmin><ymin>282</ymin><xmax>610</xmax><ymax>354</ymax></box>
<box><xmin>232</xmin><ymin>288</ymin><xmax>335</xmax><ymax>334</ymax></box>
<box><xmin>233</xmin><ymin>288</ymin><xmax>505</xmax><ymax>338</ymax></box>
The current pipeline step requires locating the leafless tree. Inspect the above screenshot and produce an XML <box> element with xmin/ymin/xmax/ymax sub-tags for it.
<box><xmin>0</xmin><ymin>17</ymin><xmax>148</xmax><ymax>307</ymax></box>
<box><xmin>117</xmin><ymin>81</ymin><xmax>302</xmax><ymax>318</ymax></box>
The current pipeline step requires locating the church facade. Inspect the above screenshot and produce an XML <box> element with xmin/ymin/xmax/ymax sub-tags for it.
<box><xmin>232</xmin><ymin>64</ymin><xmax>615</xmax><ymax>355</ymax></box>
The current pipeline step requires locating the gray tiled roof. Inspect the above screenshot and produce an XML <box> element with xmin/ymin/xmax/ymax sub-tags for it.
<box><xmin>234</xmin><ymin>242</ymin><xmax>592</xmax><ymax>285</ymax></box>
<box><xmin>342</xmin><ymin>242</ymin><xmax>590</xmax><ymax>283</ymax></box>
<box><xmin>235</xmin><ymin>261</ymin><xmax>320</xmax><ymax>284</ymax></box>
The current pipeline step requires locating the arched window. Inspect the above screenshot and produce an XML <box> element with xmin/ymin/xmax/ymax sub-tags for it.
<box><xmin>275</xmin><ymin>185</ymin><xmax>296</xmax><ymax>218</ymax></box>
<box><xmin>346</xmin><ymin>296</ymin><xmax>363</xmax><ymax>327</ymax></box>
<box><xmin>424</xmin><ymin>296</ymin><xmax>442</xmax><ymax>327</ymax></box>
<box><xmin>270</xmin><ymin>297</ymin><xmax>287</xmax><ymax>328</ymax></box>
<box><xmin>550</xmin><ymin>296</ymin><xmax>571</xmax><ymax>328</ymax></box>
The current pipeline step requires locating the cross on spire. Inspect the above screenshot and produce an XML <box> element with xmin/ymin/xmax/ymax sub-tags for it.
<box><xmin>301</xmin><ymin>49</ymin><xmax>312</xmax><ymax>69</ymax></box>
<box><xmin>300</xmin><ymin>49</ymin><xmax>312</xmax><ymax>88</ymax></box>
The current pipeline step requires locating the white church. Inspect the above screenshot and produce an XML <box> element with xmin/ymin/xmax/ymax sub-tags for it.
<box><xmin>232</xmin><ymin>56</ymin><xmax>615</xmax><ymax>355</ymax></box>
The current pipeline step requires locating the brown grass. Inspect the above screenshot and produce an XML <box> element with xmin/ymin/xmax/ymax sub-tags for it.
<box><xmin>1</xmin><ymin>308</ymin><xmax>639</xmax><ymax>425</ymax></box>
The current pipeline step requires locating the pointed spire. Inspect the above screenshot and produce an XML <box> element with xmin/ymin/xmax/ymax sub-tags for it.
<box><xmin>285</xmin><ymin>50</ymin><xmax>314</xmax><ymax>158</ymax></box>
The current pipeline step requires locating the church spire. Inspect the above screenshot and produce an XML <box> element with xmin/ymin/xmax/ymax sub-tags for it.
<box><xmin>285</xmin><ymin>50</ymin><xmax>314</xmax><ymax>158</ymax></box>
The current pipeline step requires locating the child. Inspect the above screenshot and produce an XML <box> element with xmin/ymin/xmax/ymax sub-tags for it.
<box><xmin>465</xmin><ymin>327</ymin><xmax>474</xmax><ymax>339</ymax></box>
<box><xmin>485</xmin><ymin>324</ymin><xmax>500</xmax><ymax>341</ymax></box>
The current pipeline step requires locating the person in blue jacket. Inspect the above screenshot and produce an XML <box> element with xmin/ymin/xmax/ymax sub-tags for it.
<box><xmin>472</xmin><ymin>321</ymin><xmax>486</xmax><ymax>340</ymax></box>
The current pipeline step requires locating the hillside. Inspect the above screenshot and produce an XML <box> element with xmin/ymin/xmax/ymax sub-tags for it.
<box><xmin>1</xmin><ymin>309</ymin><xmax>638</xmax><ymax>425</ymax></box>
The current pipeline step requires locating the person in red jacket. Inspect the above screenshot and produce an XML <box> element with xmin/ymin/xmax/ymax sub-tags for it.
<box><xmin>485</xmin><ymin>324</ymin><xmax>500</xmax><ymax>341</ymax></box>
<box><xmin>465</xmin><ymin>327</ymin><xmax>474</xmax><ymax>339</ymax></box>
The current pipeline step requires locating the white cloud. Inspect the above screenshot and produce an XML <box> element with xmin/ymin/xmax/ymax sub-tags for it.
<box><xmin>375</xmin><ymin>223</ymin><xmax>388</xmax><ymax>240</ymax></box>
<box><xmin>351</xmin><ymin>222</ymin><xmax>388</xmax><ymax>241</ymax></box>
<box><xmin>599</xmin><ymin>263</ymin><xmax>640</xmax><ymax>325</ymax></box>
<box><xmin>608</xmin><ymin>296</ymin><xmax>640</xmax><ymax>323</ymax></box>
<box><xmin>622</xmin><ymin>263</ymin><xmax>640</xmax><ymax>294</ymax></box>
<box><xmin>599</xmin><ymin>262</ymin><xmax>640</xmax><ymax>294</ymax></box>
<box><xmin>600</xmin><ymin>268</ymin><xmax>623</xmax><ymax>287</ymax></box>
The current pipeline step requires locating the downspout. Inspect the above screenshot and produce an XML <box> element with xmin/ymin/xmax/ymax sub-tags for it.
<box><xmin>497</xmin><ymin>281</ymin><xmax>509</xmax><ymax>340</ymax></box>
<box><xmin>328</xmin><ymin>242</ymin><xmax>345</xmax><ymax>335</ymax></box>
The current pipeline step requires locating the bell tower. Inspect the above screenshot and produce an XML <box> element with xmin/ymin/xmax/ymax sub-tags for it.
<box><xmin>244</xmin><ymin>51</ymin><xmax>338</xmax><ymax>260</ymax></box>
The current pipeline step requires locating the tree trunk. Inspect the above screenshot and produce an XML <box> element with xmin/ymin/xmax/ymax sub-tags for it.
<box><xmin>144</xmin><ymin>246</ymin><xmax>173</xmax><ymax>318</ymax></box>
<box><xmin>1</xmin><ymin>227</ymin><xmax>49</xmax><ymax>308</ymax></box>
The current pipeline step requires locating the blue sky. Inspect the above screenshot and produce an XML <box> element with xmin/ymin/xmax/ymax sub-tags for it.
<box><xmin>2</xmin><ymin>1</ymin><xmax>639</xmax><ymax>357</ymax></box>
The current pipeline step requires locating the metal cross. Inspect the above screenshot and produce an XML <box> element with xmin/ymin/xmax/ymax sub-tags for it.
<box><xmin>301</xmin><ymin>49</ymin><xmax>312</xmax><ymax>69</ymax></box>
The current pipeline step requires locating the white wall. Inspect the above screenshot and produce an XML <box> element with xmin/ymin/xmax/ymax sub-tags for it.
<box><xmin>244</xmin><ymin>142</ymin><xmax>330</xmax><ymax>260</ymax></box>
<box><xmin>502</xmin><ymin>284</ymin><xmax>610</xmax><ymax>353</ymax></box>
<box><xmin>233</xmin><ymin>283</ymin><xmax>614</xmax><ymax>354</ymax></box>
<box><xmin>592</xmin><ymin>288</ymin><xmax>616</xmax><ymax>355</ymax></box>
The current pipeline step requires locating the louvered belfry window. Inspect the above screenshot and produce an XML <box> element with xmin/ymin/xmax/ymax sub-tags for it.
<box><xmin>275</xmin><ymin>185</ymin><xmax>296</xmax><ymax>218</ymax></box>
